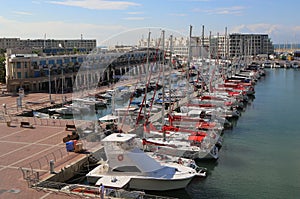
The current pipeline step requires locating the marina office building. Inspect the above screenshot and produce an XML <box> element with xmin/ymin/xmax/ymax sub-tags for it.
<box><xmin>2</xmin><ymin>38</ymin><xmax>96</xmax><ymax>93</ymax></box>
<box><xmin>5</xmin><ymin>49</ymin><xmax>87</xmax><ymax>93</ymax></box>
<box><xmin>5</xmin><ymin>46</ymin><xmax>164</xmax><ymax>93</ymax></box>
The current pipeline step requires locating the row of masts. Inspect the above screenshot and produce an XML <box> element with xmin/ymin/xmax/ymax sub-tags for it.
<box><xmin>110</xmin><ymin>25</ymin><xmax>241</xmax><ymax>134</ymax></box>
<box><xmin>137</xmin><ymin>25</ymin><xmax>229</xmax><ymax>135</ymax></box>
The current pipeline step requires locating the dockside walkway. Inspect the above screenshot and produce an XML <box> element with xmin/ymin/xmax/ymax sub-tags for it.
<box><xmin>0</xmin><ymin>92</ymin><xmax>178</xmax><ymax>199</ymax></box>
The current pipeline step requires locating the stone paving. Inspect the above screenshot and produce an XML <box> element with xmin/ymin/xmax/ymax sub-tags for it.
<box><xmin>0</xmin><ymin>93</ymin><xmax>103</xmax><ymax>199</ymax></box>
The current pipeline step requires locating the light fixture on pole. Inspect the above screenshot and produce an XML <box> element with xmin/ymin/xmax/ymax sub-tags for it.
<box><xmin>48</xmin><ymin>65</ymin><xmax>52</xmax><ymax>103</ymax></box>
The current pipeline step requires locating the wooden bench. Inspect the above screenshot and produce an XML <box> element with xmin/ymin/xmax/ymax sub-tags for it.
<box><xmin>20</xmin><ymin>121</ymin><xmax>34</xmax><ymax>128</ymax></box>
<box><xmin>65</xmin><ymin>124</ymin><xmax>76</xmax><ymax>131</ymax></box>
<box><xmin>63</xmin><ymin>131</ymin><xmax>80</xmax><ymax>143</ymax></box>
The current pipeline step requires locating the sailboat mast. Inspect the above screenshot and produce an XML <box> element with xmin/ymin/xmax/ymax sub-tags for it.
<box><xmin>201</xmin><ymin>25</ymin><xmax>205</xmax><ymax>47</ymax></box>
<box><xmin>144</xmin><ymin>31</ymin><xmax>151</xmax><ymax>122</ymax></box>
<box><xmin>187</xmin><ymin>25</ymin><xmax>192</xmax><ymax>102</ymax></box>
<box><xmin>208</xmin><ymin>31</ymin><xmax>212</xmax><ymax>93</ymax></box>
<box><xmin>61</xmin><ymin>66</ymin><xmax>64</xmax><ymax>107</ymax></box>
<box><xmin>168</xmin><ymin>35</ymin><xmax>173</xmax><ymax>115</ymax></box>
<box><xmin>161</xmin><ymin>30</ymin><xmax>165</xmax><ymax>127</ymax></box>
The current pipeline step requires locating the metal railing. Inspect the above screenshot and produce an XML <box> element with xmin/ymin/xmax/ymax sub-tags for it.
<box><xmin>19</xmin><ymin>147</ymin><xmax>71</xmax><ymax>186</ymax></box>
<box><xmin>30</xmin><ymin>181</ymin><xmax>178</xmax><ymax>199</ymax></box>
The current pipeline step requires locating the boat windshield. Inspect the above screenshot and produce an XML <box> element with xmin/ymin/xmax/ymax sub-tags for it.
<box><xmin>112</xmin><ymin>166</ymin><xmax>141</xmax><ymax>172</ymax></box>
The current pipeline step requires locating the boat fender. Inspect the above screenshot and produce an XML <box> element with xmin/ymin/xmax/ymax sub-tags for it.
<box><xmin>157</xmin><ymin>154</ymin><xmax>164</xmax><ymax>160</ymax></box>
<box><xmin>178</xmin><ymin>158</ymin><xmax>183</xmax><ymax>165</ymax></box>
<box><xmin>192</xmin><ymin>146</ymin><xmax>198</xmax><ymax>151</ymax></box>
<box><xmin>117</xmin><ymin>154</ymin><xmax>124</xmax><ymax>161</ymax></box>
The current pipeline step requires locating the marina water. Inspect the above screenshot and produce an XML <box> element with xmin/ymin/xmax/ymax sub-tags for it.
<box><xmin>155</xmin><ymin>69</ymin><xmax>300</xmax><ymax>199</ymax></box>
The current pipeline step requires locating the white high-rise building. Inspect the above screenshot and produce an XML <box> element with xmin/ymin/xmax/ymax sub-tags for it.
<box><xmin>229</xmin><ymin>33</ymin><xmax>274</xmax><ymax>57</ymax></box>
<box><xmin>137</xmin><ymin>33</ymin><xmax>274</xmax><ymax>59</ymax></box>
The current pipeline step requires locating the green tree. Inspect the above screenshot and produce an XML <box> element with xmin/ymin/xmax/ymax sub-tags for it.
<box><xmin>0</xmin><ymin>52</ymin><xmax>5</xmax><ymax>83</ymax></box>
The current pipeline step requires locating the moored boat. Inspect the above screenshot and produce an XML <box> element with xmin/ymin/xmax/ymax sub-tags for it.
<box><xmin>86</xmin><ymin>133</ymin><xmax>197</xmax><ymax>191</ymax></box>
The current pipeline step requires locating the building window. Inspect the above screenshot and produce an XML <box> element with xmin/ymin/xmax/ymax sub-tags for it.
<box><xmin>40</xmin><ymin>60</ymin><xmax>46</xmax><ymax>66</ymax></box>
<box><xmin>57</xmin><ymin>59</ymin><xmax>62</xmax><ymax>65</ymax></box>
<box><xmin>17</xmin><ymin>72</ymin><xmax>22</xmax><ymax>79</ymax></box>
<box><xmin>16</xmin><ymin>62</ymin><xmax>21</xmax><ymax>69</ymax></box>
<box><xmin>71</xmin><ymin>57</ymin><xmax>77</xmax><ymax>63</ymax></box>
<box><xmin>31</xmin><ymin>61</ymin><xmax>38</xmax><ymax>69</ymax></box>
<box><xmin>49</xmin><ymin>60</ymin><xmax>55</xmax><ymax>65</ymax></box>
<box><xmin>64</xmin><ymin>58</ymin><xmax>70</xmax><ymax>63</ymax></box>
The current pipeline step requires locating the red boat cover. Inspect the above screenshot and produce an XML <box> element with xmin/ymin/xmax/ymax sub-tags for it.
<box><xmin>188</xmin><ymin>135</ymin><xmax>205</xmax><ymax>142</ymax></box>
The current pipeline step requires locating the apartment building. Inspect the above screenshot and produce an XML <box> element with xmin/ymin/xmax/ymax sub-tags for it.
<box><xmin>0</xmin><ymin>38</ymin><xmax>21</xmax><ymax>50</ymax></box>
<box><xmin>5</xmin><ymin>50</ymin><xmax>87</xmax><ymax>93</ymax></box>
<box><xmin>137</xmin><ymin>33</ymin><xmax>274</xmax><ymax>59</ymax></box>
<box><xmin>0</xmin><ymin>38</ymin><xmax>97</xmax><ymax>54</ymax></box>
<box><xmin>229</xmin><ymin>33</ymin><xmax>274</xmax><ymax>57</ymax></box>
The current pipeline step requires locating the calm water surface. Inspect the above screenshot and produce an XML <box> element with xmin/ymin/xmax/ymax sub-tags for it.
<box><xmin>157</xmin><ymin>69</ymin><xmax>300</xmax><ymax>199</ymax></box>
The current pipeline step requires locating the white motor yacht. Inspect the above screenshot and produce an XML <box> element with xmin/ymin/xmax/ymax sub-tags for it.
<box><xmin>86</xmin><ymin>133</ymin><xmax>196</xmax><ymax>191</ymax></box>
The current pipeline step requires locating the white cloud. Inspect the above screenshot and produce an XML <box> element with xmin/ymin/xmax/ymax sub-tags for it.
<box><xmin>123</xmin><ymin>17</ymin><xmax>145</xmax><ymax>20</ymax></box>
<box><xmin>127</xmin><ymin>11</ymin><xmax>143</xmax><ymax>15</ymax></box>
<box><xmin>12</xmin><ymin>11</ymin><xmax>33</xmax><ymax>16</ymax></box>
<box><xmin>170</xmin><ymin>0</ymin><xmax>211</xmax><ymax>2</ymax></box>
<box><xmin>31</xmin><ymin>0</ymin><xmax>42</xmax><ymax>4</ymax></box>
<box><xmin>249</xmin><ymin>24</ymin><xmax>279</xmax><ymax>35</ymax></box>
<box><xmin>194</xmin><ymin>6</ymin><xmax>246</xmax><ymax>15</ymax></box>
<box><xmin>188</xmin><ymin>0</ymin><xmax>211</xmax><ymax>1</ymax></box>
<box><xmin>292</xmin><ymin>26</ymin><xmax>300</xmax><ymax>31</ymax></box>
<box><xmin>169</xmin><ymin>13</ymin><xmax>187</xmax><ymax>17</ymax></box>
<box><xmin>230</xmin><ymin>24</ymin><xmax>280</xmax><ymax>35</ymax></box>
<box><xmin>229</xmin><ymin>23</ymin><xmax>300</xmax><ymax>43</ymax></box>
<box><xmin>0</xmin><ymin>16</ymin><xmax>127</xmax><ymax>44</ymax></box>
<box><xmin>0</xmin><ymin>16</ymin><xmax>179</xmax><ymax>46</ymax></box>
<box><xmin>48</xmin><ymin>0</ymin><xmax>141</xmax><ymax>10</ymax></box>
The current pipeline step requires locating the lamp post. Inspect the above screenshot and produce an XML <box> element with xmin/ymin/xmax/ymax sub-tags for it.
<box><xmin>61</xmin><ymin>65</ymin><xmax>64</xmax><ymax>106</ymax></box>
<box><xmin>48</xmin><ymin>65</ymin><xmax>52</xmax><ymax>103</ymax></box>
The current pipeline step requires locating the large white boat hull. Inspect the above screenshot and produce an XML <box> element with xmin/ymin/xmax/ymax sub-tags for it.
<box><xmin>129</xmin><ymin>176</ymin><xmax>193</xmax><ymax>191</ymax></box>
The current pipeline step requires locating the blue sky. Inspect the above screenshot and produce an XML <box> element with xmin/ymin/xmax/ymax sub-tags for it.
<box><xmin>0</xmin><ymin>0</ymin><xmax>299</xmax><ymax>45</ymax></box>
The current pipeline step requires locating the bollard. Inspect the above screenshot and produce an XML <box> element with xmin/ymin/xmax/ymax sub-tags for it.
<box><xmin>49</xmin><ymin>160</ymin><xmax>55</xmax><ymax>174</ymax></box>
<box><xmin>2</xmin><ymin>103</ymin><xmax>6</xmax><ymax>115</ymax></box>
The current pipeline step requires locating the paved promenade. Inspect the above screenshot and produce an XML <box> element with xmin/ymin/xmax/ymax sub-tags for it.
<box><xmin>0</xmin><ymin>71</ymin><xmax>175</xmax><ymax>199</ymax></box>
<box><xmin>0</xmin><ymin>93</ymin><xmax>104</xmax><ymax>199</ymax></box>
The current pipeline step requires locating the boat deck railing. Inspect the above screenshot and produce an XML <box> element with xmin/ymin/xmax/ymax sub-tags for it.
<box><xmin>148</xmin><ymin>91</ymin><xmax>197</xmax><ymax>124</ymax></box>
<box><xmin>28</xmin><ymin>180</ymin><xmax>178</xmax><ymax>199</ymax></box>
